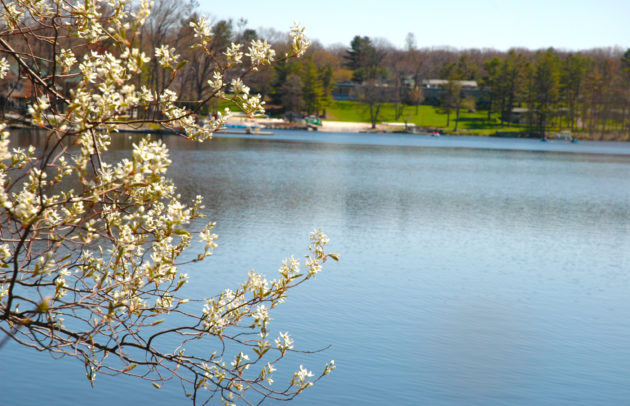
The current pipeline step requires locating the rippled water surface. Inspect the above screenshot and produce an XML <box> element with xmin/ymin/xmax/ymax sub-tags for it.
<box><xmin>2</xmin><ymin>131</ymin><xmax>630</xmax><ymax>405</ymax></box>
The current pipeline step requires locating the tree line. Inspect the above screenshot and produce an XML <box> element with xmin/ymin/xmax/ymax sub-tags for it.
<box><xmin>2</xmin><ymin>0</ymin><xmax>629</xmax><ymax>139</ymax></box>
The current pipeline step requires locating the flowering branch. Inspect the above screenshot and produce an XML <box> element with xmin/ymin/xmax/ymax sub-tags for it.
<box><xmin>0</xmin><ymin>0</ymin><xmax>334</xmax><ymax>404</ymax></box>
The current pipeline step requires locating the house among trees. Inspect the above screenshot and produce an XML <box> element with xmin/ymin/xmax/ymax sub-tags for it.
<box><xmin>333</xmin><ymin>78</ymin><xmax>481</xmax><ymax>104</ymax></box>
<box><xmin>0</xmin><ymin>69</ymin><xmax>36</xmax><ymax>117</ymax></box>
<box><xmin>332</xmin><ymin>81</ymin><xmax>357</xmax><ymax>101</ymax></box>
<box><xmin>504</xmin><ymin>107</ymin><xmax>529</xmax><ymax>124</ymax></box>
<box><xmin>422</xmin><ymin>79</ymin><xmax>478</xmax><ymax>90</ymax></box>
<box><xmin>421</xmin><ymin>79</ymin><xmax>482</xmax><ymax>105</ymax></box>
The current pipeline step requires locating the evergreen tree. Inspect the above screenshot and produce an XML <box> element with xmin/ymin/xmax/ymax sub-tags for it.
<box><xmin>281</xmin><ymin>73</ymin><xmax>305</xmax><ymax>118</ymax></box>
<box><xmin>560</xmin><ymin>54</ymin><xmax>589</xmax><ymax>131</ymax></box>
<box><xmin>440</xmin><ymin>58</ymin><xmax>476</xmax><ymax>131</ymax></box>
<box><xmin>481</xmin><ymin>57</ymin><xmax>502</xmax><ymax>122</ymax></box>
<box><xmin>499</xmin><ymin>51</ymin><xmax>527</xmax><ymax>126</ymax></box>
<box><xmin>344</xmin><ymin>36</ymin><xmax>382</xmax><ymax>83</ymax></box>
<box><xmin>318</xmin><ymin>64</ymin><xmax>334</xmax><ymax>117</ymax></box>
<box><xmin>301</xmin><ymin>59</ymin><xmax>324</xmax><ymax>115</ymax></box>
<box><xmin>530</xmin><ymin>49</ymin><xmax>560</xmax><ymax>137</ymax></box>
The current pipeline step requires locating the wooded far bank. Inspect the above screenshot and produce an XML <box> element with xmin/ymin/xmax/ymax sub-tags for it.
<box><xmin>2</xmin><ymin>0</ymin><xmax>629</xmax><ymax>139</ymax></box>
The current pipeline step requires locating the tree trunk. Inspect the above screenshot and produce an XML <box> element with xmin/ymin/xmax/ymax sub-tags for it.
<box><xmin>487</xmin><ymin>93</ymin><xmax>493</xmax><ymax>122</ymax></box>
<box><xmin>395</xmin><ymin>103</ymin><xmax>404</xmax><ymax>121</ymax></box>
<box><xmin>454</xmin><ymin>105</ymin><xmax>461</xmax><ymax>131</ymax></box>
<box><xmin>370</xmin><ymin>103</ymin><xmax>381</xmax><ymax>129</ymax></box>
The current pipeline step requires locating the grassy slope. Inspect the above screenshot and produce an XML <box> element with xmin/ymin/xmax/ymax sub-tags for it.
<box><xmin>324</xmin><ymin>101</ymin><xmax>527</xmax><ymax>134</ymax></box>
<box><xmin>211</xmin><ymin>97</ymin><xmax>527</xmax><ymax>135</ymax></box>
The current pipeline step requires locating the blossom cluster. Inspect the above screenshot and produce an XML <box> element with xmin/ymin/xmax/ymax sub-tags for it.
<box><xmin>0</xmin><ymin>58</ymin><xmax>9</xmax><ymax>79</ymax></box>
<box><xmin>0</xmin><ymin>0</ymin><xmax>334</xmax><ymax>403</ymax></box>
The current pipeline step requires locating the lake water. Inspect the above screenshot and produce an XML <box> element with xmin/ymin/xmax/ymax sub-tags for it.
<box><xmin>2</xmin><ymin>130</ymin><xmax>630</xmax><ymax>405</ymax></box>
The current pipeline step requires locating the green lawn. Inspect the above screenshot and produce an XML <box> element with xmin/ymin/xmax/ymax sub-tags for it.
<box><xmin>324</xmin><ymin>101</ymin><xmax>527</xmax><ymax>135</ymax></box>
<box><xmin>208</xmin><ymin>98</ymin><xmax>528</xmax><ymax>135</ymax></box>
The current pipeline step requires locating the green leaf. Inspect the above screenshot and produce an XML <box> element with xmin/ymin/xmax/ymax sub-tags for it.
<box><xmin>175</xmin><ymin>279</ymin><xmax>186</xmax><ymax>291</ymax></box>
<box><xmin>122</xmin><ymin>363</ymin><xmax>138</xmax><ymax>373</ymax></box>
<box><xmin>327</xmin><ymin>253</ymin><xmax>341</xmax><ymax>262</ymax></box>
<box><xmin>152</xmin><ymin>382</ymin><xmax>162</xmax><ymax>389</ymax></box>
<box><xmin>37</xmin><ymin>297</ymin><xmax>50</xmax><ymax>313</ymax></box>
<box><xmin>173</xmin><ymin>229</ymin><xmax>191</xmax><ymax>238</ymax></box>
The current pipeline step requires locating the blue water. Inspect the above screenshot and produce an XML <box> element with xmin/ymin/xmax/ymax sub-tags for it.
<box><xmin>2</xmin><ymin>131</ymin><xmax>630</xmax><ymax>405</ymax></box>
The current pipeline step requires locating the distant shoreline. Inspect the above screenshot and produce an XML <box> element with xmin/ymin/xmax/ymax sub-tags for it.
<box><xmin>7</xmin><ymin>119</ymin><xmax>625</xmax><ymax>142</ymax></box>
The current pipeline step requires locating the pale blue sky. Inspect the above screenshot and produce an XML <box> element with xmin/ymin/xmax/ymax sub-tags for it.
<box><xmin>198</xmin><ymin>0</ymin><xmax>629</xmax><ymax>51</ymax></box>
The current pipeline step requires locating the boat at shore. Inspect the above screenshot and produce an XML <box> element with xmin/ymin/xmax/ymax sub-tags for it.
<box><xmin>217</xmin><ymin>124</ymin><xmax>274</xmax><ymax>135</ymax></box>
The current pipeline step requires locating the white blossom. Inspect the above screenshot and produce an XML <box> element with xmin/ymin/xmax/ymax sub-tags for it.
<box><xmin>251</xmin><ymin>304</ymin><xmax>270</xmax><ymax>330</ymax></box>
<box><xmin>230</xmin><ymin>78</ymin><xmax>250</xmax><ymax>97</ymax></box>
<box><xmin>291</xmin><ymin>365</ymin><xmax>314</xmax><ymax>389</ymax></box>
<box><xmin>132</xmin><ymin>0</ymin><xmax>154</xmax><ymax>26</ymax></box>
<box><xmin>56</xmin><ymin>49</ymin><xmax>77</xmax><ymax>72</ymax></box>
<box><xmin>287</xmin><ymin>22</ymin><xmax>311</xmax><ymax>57</ymax></box>
<box><xmin>189</xmin><ymin>16</ymin><xmax>213</xmax><ymax>42</ymax></box>
<box><xmin>155</xmin><ymin>45</ymin><xmax>179</xmax><ymax>69</ymax></box>
<box><xmin>323</xmin><ymin>360</ymin><xmax>336</xmax><ymax>375</ymax></box>
<box><xmin>207</xmin><ymin>71</ymin><xmax>223</xmax><ymax>90</ymax></box>
<box><xmin>0</xmin><ymin>243</ymin><xmax>10</xmax><ymax>262</ymax></box>
<box><xmin>0</xmin><ymin>58</ymin><xmax>9</xmax><ymax>79</ymax></box>
<box><xmin>246</xmin><ymin>39</ymin><xmax>276</xmax><ymax>67</ymax></box>
<box><xmin>0</xmin><ymin>124</ymin><xmax>10</xmax><ymax>161</ymax></box>
<box><xmin>27</xmin><ymin>96</ymin><xmax>51</xmax><ymax>127</ymax></box>
<box><xmin>224</xmin><ymin>43</ymin><xmax>243</xmax><ymax>65</ymax></box>
<box><xmin>275</xmin><ymin>331</ymin><xmax>294</xmax><ymax>355</ymax></box>
<box><xmin>3</xmin><ymin>2</ymin><xmax>24</xmax><ymax>30</ymax></box>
